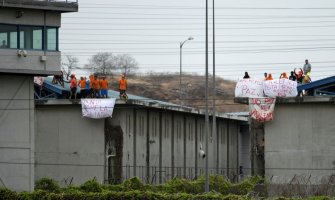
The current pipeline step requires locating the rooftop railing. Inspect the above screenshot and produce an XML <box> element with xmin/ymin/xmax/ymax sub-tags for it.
<box><xmin>2</xmin><ymin>0</ymin><xmax>78</xmax><ymax>8</ymax></box>
<box><xmin>3</xmin><ymin>0</ymin><xmax>78</xmax><ymax>4</ymax></box>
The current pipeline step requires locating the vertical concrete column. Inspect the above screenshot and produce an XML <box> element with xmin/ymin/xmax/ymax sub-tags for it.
<box><xmin>194</xmin><ymin>118</ymin><xmax>198</xmax><ymax>179</ymax></box>
<box><xmin>236</xmin><ymin>123</ymin><xmax>239</xmax><ymax>180</ymax></box>
<box><xmin>133</xmin><ymin>109</ymin><xmax>137</xmax><ymax>177</ymax></box>
<box><xmin>218</xmin><ymin>119</ymin><xmax>220</xmax><ymax>174</ymax></box>
<box><xmin>146</xmin><ymin>110</ymin><xmax>150</xmax><ymax>183</ymax></box>
<box><xmin>28</xmin><ymin>77</ymin><xmax>35</xmax><ymax>191</ymax></box>
<box><xmin>171</xmin><ymin>113</ymin><xmax>175</xmax><ymax>178</ymax></box>
<box><xmin>250</xmin><ymin>119</ymin><xmax>265</xmax><ymax>177</ymax></box>
<box><xmin>226</xmin><ymin>121</ymin><xmax>230</xmax><ymax>177</ymax></box>
<box><xmin>159</xmin><ymin>111</ymin><xmax>162</xmax><ymax>184</ymax></box>
<box><xmin>183</xmin><ymin>115</ymin><xmax>186</xmax><ymax>177</ymax></box>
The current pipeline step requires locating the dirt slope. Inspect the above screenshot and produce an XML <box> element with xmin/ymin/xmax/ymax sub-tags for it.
<box><xmin>109</xmin><ymin>73</ymin><xmax>247</xmax><ymax>113</ymax></box>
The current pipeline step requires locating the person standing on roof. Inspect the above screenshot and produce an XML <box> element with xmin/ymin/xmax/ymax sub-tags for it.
<box><xmin>243</xmin><ymin>72</ymin><xmax>250</xmax><ymax>79</ymax></box>
<box><xmin>303</xmin><ymin>72</ymin><xmax>311</xmax><ymax>84</ymax></box>
<box><xmin>264</xmin><ymin>72</ymin><xmax>268</xmax><ymax>80</ymax></box>
<box><xmin>85</xmin><ymin>77</ymin><xmax>91</xmax><ymax>98</ymax></box>
<box><xmin>119</xmin><ymin>74</ymin><xmax>127</xmax><ymax>98</ymax></box>
<box><xmin>303</xmin><ymin>59</ymin><xmax>311</xmax><ymax>75</ymax></box>
<box><xmin>100</xmin><ymin>76</ymin><xmax>109</xmax><ymax>98</ymax></box>
<box><xmin>69</xmin><ymin>74</ymin><xmax>77</xmax><ymax>99</ymax></box>
<box><xmin>78</xmin><ymin>77</ymin><xmax>86</xmax><ymax>98</ymax></box>
<box><xmin>289</xmin><ymin>71</ymin><xmax>296</xmax><ymax>81</ymax></box>
<box><xmin>294</xmin><ymin>68</ymin><xmax>304</xmax><ymax>84</ymax></box>
<box><xmin>265</xmin><ymin>73</ymin><xmax>273</xmax><ymax>80</ymax></box>
<box><xmin>279</xmin><ymin>72</ymin><xmax>288</xmax><ymax>79</ymax></box>
<box><xmin>92</xmin><ymin>75</ymin><xmax>101</xmax><ymax>98</ymax></box>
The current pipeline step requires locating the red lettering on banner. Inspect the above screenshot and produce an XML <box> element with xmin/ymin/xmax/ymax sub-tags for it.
<box><xmin>250</xmin><ymin>110</ymin><xmax>273</xmax><ymax>122</ymax></box>
<box><xmin>265</xmin><ymin>98</ymin><xmax>274</xmax><ymax>103</ymax></box>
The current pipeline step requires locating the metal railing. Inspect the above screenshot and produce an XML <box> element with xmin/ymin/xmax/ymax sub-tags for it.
<box><xmin>104</xmin><ymin>165</ymin><xmax>335</xmax><ymax>197</ymax></box>
<box><xmin>105</xmin><ymin>165</ymin><xmax>240</xmax><ymax>185</ymax></box>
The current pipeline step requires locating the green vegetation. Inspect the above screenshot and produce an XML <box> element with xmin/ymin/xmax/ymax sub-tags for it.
<box><xmin>0</xmin><ymin>176</ymin><xmax>332</xmax><ymax>200</ymax></box>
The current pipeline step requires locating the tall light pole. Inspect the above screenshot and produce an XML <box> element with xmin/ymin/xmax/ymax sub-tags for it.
<box><xmin>179</xmin><ymin>36</ymin><xmax>194</xmax><ymax>104</ymax></box>
<box><xmin>212</xmin><ymin>0</ymin><xmax>218</xmax><ymax>175</ymax></box>
<box><xmin>205</xmin><ymin>0</ymin><xmax>210</xmax><ymax>193</ymax></box>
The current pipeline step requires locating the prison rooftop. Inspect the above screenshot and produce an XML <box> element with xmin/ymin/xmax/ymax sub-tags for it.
<box><xmin>1</xmin><ymin>0</ymin><xmax>78</xmax><ymax>12</ymax></box>
<box><xmin>35</xmin><ymin>76</ymin><xmax>248</xmax><ymax>122</ymax></box>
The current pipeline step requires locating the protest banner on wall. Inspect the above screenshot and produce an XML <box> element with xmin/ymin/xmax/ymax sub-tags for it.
<box><xmin>235</xmin><ymin>79</ymin><xmax>265</xmax><ymax>98</ymax></box>
<box><xmin>249</xmin><ymin>98</ymin><xmax>276</xmax><ymax>122</ymax></box>
<box><xmin>34</xmin><ymin>77</ymin><xmax>44</xmax><ymax>86</ymax></box>
<box><xmin>81</xmin><ymin>98</ymin><xmax>116</xmax><ymax>119</ymax></box>
<box><xmin>263</xmin><ymin>79</ymin><xmax>297</xmax><ymax>97</ymax></box>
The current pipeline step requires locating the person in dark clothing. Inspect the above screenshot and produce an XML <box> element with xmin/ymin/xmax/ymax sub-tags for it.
<box><xmin>243</xmin><ymin>72</ymin><xmax>250</xmax><ymax>79</ymax></box>
<box><xmin>289</xmin><ymin>71</ymin><xmax>296</xmax><ymax>81</ymax></box>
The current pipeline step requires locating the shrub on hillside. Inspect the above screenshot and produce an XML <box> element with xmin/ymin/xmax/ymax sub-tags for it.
<box><xmin>229</xmin><ymin>176</ymin><xmax>263</xmax><ymax>195</ymax></box>
<box><xmin>0</xmin><ymin>188</ymin><xmax>17</xmax><ymax>200</ymax></box>
<box><xmin>122</xmin><ymin>177</ymin><xmax>144</xmax><ymax>191</ymax></box>
<box><xmin>80</xmin><ymin>179</ymin><xmax>103</xmax><ymax>193</ymax></box>
<box><xmin>35</xmin><ymin>177</ymin><xmax>60</xmax><ymax>192</ymax></box>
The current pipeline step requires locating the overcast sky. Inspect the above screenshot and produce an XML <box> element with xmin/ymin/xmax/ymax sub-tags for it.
<box><xmin>60</xmin><ymin>0</ymin><xmax>335</xmax><ymax>81</ymax></box>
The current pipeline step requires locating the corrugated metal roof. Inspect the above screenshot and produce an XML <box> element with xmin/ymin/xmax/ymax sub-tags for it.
<box><xmin>297</xmin><ymin>75</ymin><xmax>335</xmax><ymax>93</ymax></box>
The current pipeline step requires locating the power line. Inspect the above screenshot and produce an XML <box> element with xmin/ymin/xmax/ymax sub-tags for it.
<box><xmin>62</xmin><ymin>20</ymin><xmax>335</xmax><ymax>26</ymax></box>
<box><xmin>62</xmin><ymin>44</ymin><xmax>335</xmax><ymax>50</ymax></box>
<box><xmin>78</xmin><ymin>5</ymin><xmax>335</xmax><ymax>10</ymax></box>
<box><xmin>58</xmin><ymin>25</ymin><xmax>335</xmax><ymax>30</ymax></box>
<box><xmin>62</xmin><ymin>15</ymin><xmax>335</xmax><ymax>20</ymax></box>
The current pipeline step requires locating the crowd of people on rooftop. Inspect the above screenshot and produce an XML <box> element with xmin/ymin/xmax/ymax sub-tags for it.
<box><xmin>52</xmin><ymin>73</ymin><xmax>127</xmax><ymax>100</ymax></box>
<box><xmin>243</xmin><ymin>59</ymin><xmax>312</xmax><ymax>85</ymax></box>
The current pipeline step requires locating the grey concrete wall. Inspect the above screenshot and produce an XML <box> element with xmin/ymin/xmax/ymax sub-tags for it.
<box><xmin>228</xmin><ymin>121</ymin><xmax>239</xmax><ymax>180</ymax></box>
<box><xmin>238</xmin><ymin>125</ymin><xmax>251</xmax><ymax>177</ymax></box>
<box><xmin>161</xmin><ymin>113</ymin><xmax>172</xmax><ymax>181</ymax></box>
<box><xmin>0</xmin><ymin>75</ymin><xmax>34</xmax><ymax>191</ymax></box>
<box><xmin>218</xmin><ymin>121</ymin><xmax>228</xmax><ymax>175</ymax></box>
<box><xmin>0</xmin><ymin>50</ymin><xmax>61</xmax><ymax>74</ymax></box>
<box><xmin>35</xmin><ymin>105</ymin><xmax>105</xmax><ymax>186</ymax></box>
<box><xmin>173</xmin><ymin>113</ymin><xmax>185</xmax><ymax>176</ymax></box>
<box><xmin>107</xmin><ymin>107</ymin><xmax>244</xmax><ymax>183</ymax></box>
<box><xmin>134</xmin><ymin>109</ymin><xmax>148</xmax><ymax>181</ymax></box>
<box><xmin>33</xmin><ymin>103</ymin><xmax>245</xmax><ymax>187</ymax></box>
<box><xmin>0</xmin><ymin>8</ymin><xmax>61</xmax><ymax>26</ymax></box>
<box><xmin>265</xmin><ymin>103</ymin><xmax>335</xmax><ymax>184</ymax></box>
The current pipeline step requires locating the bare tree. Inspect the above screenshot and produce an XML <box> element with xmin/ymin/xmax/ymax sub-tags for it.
<box><xmin>114</xmin><ymin>54</ymin><xmax>139</xmax><ymax>76</ymax></box>
<box><xmin>62</xmin><ymin>55</ymin><xmax>79</xmax><ymax>80</ymax></box>
<box><xmin>89</xmin><ymin>52</ymin><xmax>115</xmax><ymax>75</ymax></box>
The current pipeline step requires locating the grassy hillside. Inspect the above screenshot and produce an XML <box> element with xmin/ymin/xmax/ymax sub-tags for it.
<box><xmin>109</xmin><ymin>73</ymin><xmax>247</xmax><ymax>113</ymax></box>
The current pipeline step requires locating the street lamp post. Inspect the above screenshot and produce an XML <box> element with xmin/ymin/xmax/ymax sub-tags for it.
<box><xmin>205</xmin><ymin>0</ymin><xmax>209</xmax><ymax>193</ymax></box>
<box><xmin>179</xmin><ymin>36</ymin><xmax>194</xmax><ymax>104</ymax></box>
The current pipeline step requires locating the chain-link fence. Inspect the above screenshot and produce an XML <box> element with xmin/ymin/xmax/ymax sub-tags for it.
<box><xmin>104</xmin><ymin>165</ymin><xmax>335</xmax><ymax>197</ymax></box>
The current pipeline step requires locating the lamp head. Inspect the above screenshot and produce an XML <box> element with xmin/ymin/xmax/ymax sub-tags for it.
<box><xmin>188</xmin><ymin>36</ymin><xmax>194</xmax><ymax>41</ymax></box>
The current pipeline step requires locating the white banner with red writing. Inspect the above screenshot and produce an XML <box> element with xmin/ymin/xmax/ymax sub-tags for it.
<box><xmin>235</xmin><ymin>79</ymin><xmax>265</xmax><ymax>98</ymax></box>
<box><xmin>249</xmin><ymin>98</ymin><xmax>276</xmax><ymax>122</ymax></box>
<box><xmin>81</xmin><ymin>98</ymin><xmax>116</xmax><ymax>119</ymax></box>
<box><xmin>263</xmin><ymin>79</ymin><xmax>297</xmax><ymax>97</ymax></box>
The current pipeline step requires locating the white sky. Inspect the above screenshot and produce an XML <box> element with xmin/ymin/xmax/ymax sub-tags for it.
<box><xmin>60</xmin><ymin>0</ymin><xmax>335</xmax><ymax>81</ymax></box>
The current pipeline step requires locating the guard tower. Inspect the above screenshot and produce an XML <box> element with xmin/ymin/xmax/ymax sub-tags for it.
<box><xmin>0</xmin><ymin>0</ymin><xmax>78</xmax><ymax>191</ymax></box>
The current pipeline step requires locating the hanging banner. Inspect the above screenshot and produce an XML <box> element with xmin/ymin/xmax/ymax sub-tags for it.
<box><xmin>34</xmin><ymin>76</ymin><xmax>44</xmax><ymax>86</ymax></box>
<box><xmin>235</xmin><ymin>79</ymin><xmax>265</xmax><ymax>98</ymax></box>
<box><xmin>249</xmin><ymin>98</ymin><xmax>276</xmax><ymax>122</ymax></box>
<box><xmin>263</xmin><ymin>79</ymin><xmax>298</xmax><ymax>97</ymax></box>
<box><xmin>81</xmin><ymin>98</ymin><xmax>116</xmax><ymax>119</ymax></box>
